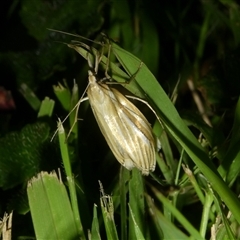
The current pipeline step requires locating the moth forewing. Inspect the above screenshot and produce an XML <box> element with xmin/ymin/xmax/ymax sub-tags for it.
<box><xmin>87</xmin><ymin>70</ymin><xmax>156</xmax><ymax>175</ymax></box>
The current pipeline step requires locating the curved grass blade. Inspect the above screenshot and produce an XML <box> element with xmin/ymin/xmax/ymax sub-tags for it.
<box><xmin>129</xmin><ymin>204</ymin><xmax>145</xmax><ymax>240</ymax></box>
<box><xmin>150</xmin><ymin>185</ymin><xmax>204</xmax><ymax>240</ymax></box>
<box><xmin>111</xmin><ymin>42</ymin><xmax>240</xmax><ymax>223</ymax></box>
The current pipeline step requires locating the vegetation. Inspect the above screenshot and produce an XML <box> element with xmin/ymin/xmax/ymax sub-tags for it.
<box><xmin>1</xmin><ymin>0</ymin><xmax>240</xmax><ymax>239</ymax></box>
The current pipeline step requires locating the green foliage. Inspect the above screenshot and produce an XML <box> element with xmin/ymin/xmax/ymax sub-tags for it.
<box><xmin>0</xmin><ymin>122</ymin><xmax>50</xmax><ymax>190</ymax></box>
<box><xmin>27</xmin><ymin>172</ymin><xmax>80</xmax><ymax>239</ymax></box>
<box><xmin>2</xmin><ymin>0</ymin><xmax>240</xmax><ymax>239</ymax></box>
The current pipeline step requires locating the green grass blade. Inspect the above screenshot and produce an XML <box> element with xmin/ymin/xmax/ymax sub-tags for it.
<box><xmin>146</xmin><ymin>195</ymin><xmax>188</xmax><ymax>240</ymax></box>
<box><xmin>129</xmin><ymin>205</ymin><xmax>145</xmax><ymax>240</ymax></box>
<box><xmin>27</xmin><ymin>171</ymin><xmax>79</xmax><ymax>239</ymax></box>
<box><xmin>150</xmin><ymin>186</ymin><xmax>204</xmax><ymax>240</ymax></box>
<box><xmin>90</xmin><ymin>204</ymin><xmax>101</xmax><ymax>240</ymax></box>
<box><xmin>37</xmin><ymin>97</ymin><xmax>55</xmax><ymax>118</ymax></box>
<box><xmin>128</xmin><ymin>169</ymin><xmax>145</xmax><ymax>240</ymax></box>
<box><xmin>111</xmin><ymin>42</ymin><xmax>240</xmax><ymax>224</ymax></box>
<box><xmin>119</xmin><ymin>167</ymin><xmax>130</xmax><ymax>240</ymax></box>
<box><xmin>53</xmin><ymin>81</ymin><xmax>71</xmax><ymax>112</ymax></box>
<box><xmin>153</xmin><ymin>121</ymin><xmax>175</xmax><ymax>184</ymax></box>
<box><xmin>212</xmin><ymin>188</ymin><xmax>236</xmax><ymax>240</ymax></box>
<box><xmin>100</xmin><ymin>193</ymin><xmax>119</xmax><ymax>240</ymax></box>
<box><xmin>69</xmin><ymin>81</ymin><xmax>79</xmax><ymax>137</ymax></box>
<box><xmin>54</xmin><ymin>81</ymin><xmax>79</xmax><ymax>137</ymax></box>
<box><xmin>199</xmin><ymin>190</ymin><xmax>214</xmax><ymax>238</ymax></box>
<box><xmin>219</xmin><ymin>97</ymin><xmax>240</xmax><ymax>185</ymax></box>
<box><xmin>19</xmin><ymin>83</ymin><xmax>41</xmax><ymax>111</ymax></box>
<box><xmin>57</xmin><ymin>120</ymin><xmax>85</xmax><ymax>239</ymax></box>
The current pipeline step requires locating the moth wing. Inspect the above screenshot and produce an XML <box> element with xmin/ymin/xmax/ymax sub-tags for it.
<box><xmin>88</xmin><ymin>83</ymin><xmax>156</xmax><ymax>175</ymax></box>
<box><xmin>87</xmin><ymin>84</ymin><xmax>128</xmax><ymax>165</ymax></box>
<box><xmin>111</xmin><ymin>88</ymin><xmax>156</xmax><ymax>174</ymax></box>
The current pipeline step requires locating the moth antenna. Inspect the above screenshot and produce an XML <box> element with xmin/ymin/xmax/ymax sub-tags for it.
<box><xmin>65</xmin><ymin>87</ymin><xmax>90</xmax><ymax>140</ymax></box>
<box><xmin>48</xmin><ymin>28</ymin><xmax>103</xmax><ymax>46</ymax></box>
<box><xmin>69</xmin><ymin>41</ymin><xmax>92</xmax><ymax>52</ymax></box>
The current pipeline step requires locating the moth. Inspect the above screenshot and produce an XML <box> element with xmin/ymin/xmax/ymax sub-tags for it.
<box><xmin>52</xmin><ymin>31</ymin><xmax>158</xmax><ymax>175</ymax></box>
<box><xmin>81</xmin><ymin>50</ymin><xmax>157</xmax><ymax>175</ymax></box>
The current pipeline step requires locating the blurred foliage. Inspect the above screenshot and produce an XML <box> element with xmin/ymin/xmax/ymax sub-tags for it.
<box><xmin>1</xmin><ymin>0</ymin><xmax>240</xmax><ymax>239</ymax></box>
<box><xmin>0</xmin><ymin>122</ymin><xmax>50</xmax><ymax>190</ymax></box>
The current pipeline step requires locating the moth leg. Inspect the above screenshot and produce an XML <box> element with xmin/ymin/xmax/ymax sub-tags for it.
<box><xmin>125</xmin><ymin>94</ymin><xmax>163</xmax><ymax>131</ymax></box>
<box><xmin>104</xmin><ymin>41</ymin><xmax>112</xmax><ymax>80</ymax></box>
<box><xmin>125</xmin><ymin>61</ymin><xmax>143</xmax><ymax>84</ymax></box>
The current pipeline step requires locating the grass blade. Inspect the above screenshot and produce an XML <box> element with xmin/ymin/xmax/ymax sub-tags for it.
<box><xmin>27</xmin><ymin>171</ymin><xmax>80</xmax><ymax>239</ymax></box>
<box><xmin>99</xmin><ymin>182</ymin><xmax>119</xmax><ymax>240</ymax></box>
<box><xmin>111</xmin><ymin>42</ymin><xmax>240</xmax><ymax>224</ymax></box>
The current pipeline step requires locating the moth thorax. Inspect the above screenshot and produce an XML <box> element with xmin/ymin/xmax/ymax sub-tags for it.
<box><xmin>88</xmin><ymin>70</ymin><xmax>97</xmax><ymax>84</ymax></box>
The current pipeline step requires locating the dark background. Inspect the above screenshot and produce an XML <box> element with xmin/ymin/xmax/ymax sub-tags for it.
<box><xmin>1</xmin><ymin>0</ymin><xmax>240</xmax><ymax>238</ymax></box>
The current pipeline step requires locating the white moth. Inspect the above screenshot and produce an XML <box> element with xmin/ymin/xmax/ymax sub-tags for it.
<box><xmin>84</xmin><ymin>54</ymin><xmax>157</xmax><ymax>175</ymax></box>
<box><xmin>50</xmin><ymin>33</ymin><xmax>158</xmax><ymax>175</ymax></box>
